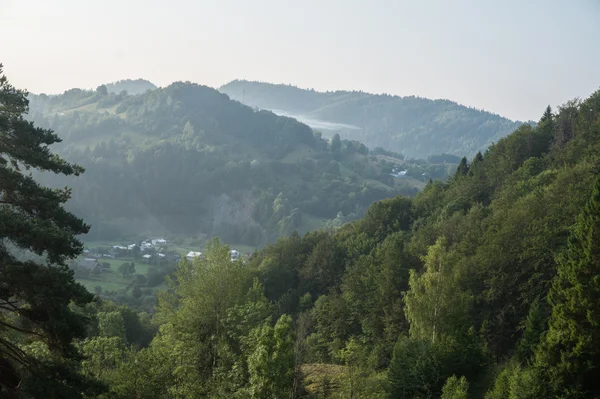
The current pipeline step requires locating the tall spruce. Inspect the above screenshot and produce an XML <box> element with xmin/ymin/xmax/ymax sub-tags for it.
<box><xmin>0</xmin><ymin>64</ymin><xmax>98</xmax><ymax>397</ymax></box>
<box><xmin>537</xmin><ymin>176</ymin><xmax>600</xmax><ymax>398</ymax></box>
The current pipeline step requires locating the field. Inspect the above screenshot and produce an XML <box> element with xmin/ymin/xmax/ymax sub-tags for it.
<box><xmin>75</xmin><ymin>249</ymin><xmax>168</xmax><ymax>296</ymax></box>
<box><xmin>77</xmin><ymin>239</ymin><xmax>257</xmax><ymax>296</ymax></box>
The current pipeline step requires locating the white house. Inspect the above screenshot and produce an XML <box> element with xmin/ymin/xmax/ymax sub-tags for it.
<box><xmin>152</xmin><ymin>238</ymin><xmax>167</xmax><ymax>246</ymax></box>
<box><xmin>230</xmin><ymin>249</ymin><xmax>240</xmax><ymax>261</ymax></box>
<box><xmin>186</xmin><ymin>251</ymin><xmax>203</xmax><ymax>261</ymax></box>
<box><xmin>390</xmin><ymin>168</ymin><xmax>408</xmax><ymax>178</ymax></box>
<box><xmin>141</xmin><ymin>241</ymin><xmax>153</xmax><ymax>251</ymax></box>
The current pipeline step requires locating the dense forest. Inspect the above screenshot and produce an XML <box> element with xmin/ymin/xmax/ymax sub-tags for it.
<box><xmin>220</xmin><ymin>80</ymin><xmax>527</xmax><ymax>159</ymax></box>
<box><xmin>25</xmin><ymin>83</ymin><xmax>455</xmax><ymax>245</ymax></box>
<box><xmin>2</xmin><ymin>60</ymin><xmax>600</xmax><ymax>399</ymax></box>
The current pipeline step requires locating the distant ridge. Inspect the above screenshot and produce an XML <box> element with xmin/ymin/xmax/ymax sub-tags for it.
<box><xmin>220</xmin><ymin>80</ymin><xmax>526</xmax><ymax>158</ymax></box>
<box><xmin>105</xmin><ymin>78</ymin><xmax>157</xmax><ymax>95</ymax></box>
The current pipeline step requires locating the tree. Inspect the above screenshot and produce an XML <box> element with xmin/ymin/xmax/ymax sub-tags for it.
<box><xmin>95</xmin><ymin>84</ymin><xmax>108</xmax><ymax>96</ymax></box>
<box><xmin>441</xmin><ymin>375</ymin><xmax>469</xmax><ymax>399</ymax></box>
<box><xmin>132</xmin><ymin>284</ymin><xmax>142</xmax><ymax>299</ymax></box>
<box><xmin>152</xmin><ymin>238</ymin><xmax>251</xmax><ymax>391</ymax></box>
<box><xmin>118</xmin><ymin>262</ymin><xmax>135</xmax><ymax>278</ymax></box>
<box><xmin>247</xmin><ymin>314</ymin><xmax>295</xmax><ymax>399</ymax></box>
<box><xmin>536</xmin><ymin>177</ymin><xmax>600</xmax><ymax>398</ymax></box>
<box><xmin>0</xmin><ymin>64</ymin><xmax>99</xmax><ymax>397</ymax></box>
<box><xmin>98</xmin><ymin>311</ymin><xmax>127</xmax><ymax>342</ymax></box>
<box><xmin>404</xmin><ymin>237</ymin><xmax>472</xmax><ymax>344</ymax></box>
<box><xmin>387</xmin><ymin>336</ymin><xmax>443</xmax><ymax>399</ymax></box>
<box><xmin>330</xmin><ymin>133</ymin><xmax>342</xmax><ymax>152</ymax></box>
<box><xmin>455</xmin><ymin>157</ymin><xmax>469</xmax><ymax>177</ymax></box>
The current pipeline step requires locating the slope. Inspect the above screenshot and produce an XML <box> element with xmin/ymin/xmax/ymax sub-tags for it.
<box><xmin>220</xmin><ymin>80</ymin><xmax>526</xmax><ymax>159</ymax></box>
<box><xmin>26</xmin><ymin>82</ymin><xmax>454</xmax><ymax>246</ymax></box>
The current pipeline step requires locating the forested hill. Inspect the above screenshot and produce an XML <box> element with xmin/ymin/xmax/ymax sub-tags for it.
<box><xmin>26</xmin><ymin>82</ymin><xmax>454</xmax><ymax>245</ymax></box>
<box><xmin>220</xmin><ymin>80</ymin><xmax>526</xmax><ymax>159</ymax></box>
<box><xmin>38</xmin><ymin>88</ymin><xmax>600</xmax><ymax>399</ymax></box>
<box><xmin>105</xmin><ymin>78</ymin><xmax>157</xmax><ymax>95</ymax></box>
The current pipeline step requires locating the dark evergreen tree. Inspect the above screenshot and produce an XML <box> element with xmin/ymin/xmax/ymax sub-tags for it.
<box><xmin>537</xmin><ymin>176</ymin><xmax>600</xmax><ymax>398</ymax></box>
<box><xmin>540</xmin><ymin>105</ymin><xmax>553</xmax><ymax>123</ymax></box>
<box><xmin>0</xmin><ymin>64</ymin><xmax>100</xmax><ymax>397</ymax></box>
<box><xmin>455</xmin><ymin>157</ymin><xmax>469</xmax><ymax>177</ymax></box>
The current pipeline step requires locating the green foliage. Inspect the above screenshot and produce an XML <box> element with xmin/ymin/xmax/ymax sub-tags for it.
<box><xmin>247</xmin><ymin>314</ymin><xmax>295</xmax><ymax>398</ymax></box>
<box><xmin>405</xmin><ymin>237</ymin><xmax>472</xmax><ymax>344</ymax></box>
<box><xmin>98</xmin><ymin>311</ymin><xmax>127</xmax><ymax>341</ymax></box>
<box><xmin>26</xmin><ymin>82</ymin><xmax>443</xmax><ymax>244</ymax></box>
<box><xmin>535</xmin><ymin>177</ymin><xmax>600</xmax><ymax>398</ymax></box>
<box><xmin>441</xmin><ymin>375</ymin><xmax>469</xmax><ymax>399</ymax></box>
<box><xmin>0</xmin><ymin>64</ymin><xmax>98</xmax><ymax>397</ymax></box>
<box><xmin>220</xmin><ymin>80</ymin><xmax>525</xmax><ymax>158</ymax></box>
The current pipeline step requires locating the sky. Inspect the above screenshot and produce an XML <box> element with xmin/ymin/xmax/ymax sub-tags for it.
<box><xmin>1</xmin><ymin>0</ymin><xmax>598</xmax><ymax>121</ymax></box>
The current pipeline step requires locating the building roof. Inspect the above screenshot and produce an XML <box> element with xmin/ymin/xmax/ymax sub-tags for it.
<box><xmin>186</xmin><ymin>251</ymin><xmax>203</xmax><ymax>258</ymax></box>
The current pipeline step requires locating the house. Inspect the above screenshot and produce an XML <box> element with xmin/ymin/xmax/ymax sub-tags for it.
<box><xmin>230</xmin><ymin>249</ymin><xmax>240</xmax><ymax>261</ymax></box>
<box><xmin>186</xmin><ymin>251</ymin><xmax>202</xmax><ymax>261</ymax></box>
<box><xmin>142</xmin><ymin>254</ymin><xmax>152</xmax><ymax>259</ymax></box>
<box><xmin>390</xmin><ymin>168</ymin><xmax>408</xmax><ymax>178</ymax></box>
<box><xmin>112</xmin><ymin>245</ymin><xmax>127</xmax><ymax>251</ymax></box>
<box><xmin>127</xmin><ymin>244</ymin><xmax>136</xmax><ymax>250</ymax></box>
<box><xmin>152</xmin><ymin>238</ymin><xmax>167</xmax><ymax>246</ymax></box>
<box><xmin>141</xmin><ymin>241</ymin><xmax>153</xmax><ymax>252</ymax></box>
<box><xmin>79</xmin><ymin>258</ymin><xmax>100</xmax><ymax>270</ymax></box>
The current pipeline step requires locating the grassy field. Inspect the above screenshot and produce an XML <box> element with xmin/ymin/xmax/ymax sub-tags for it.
<box><xmin>78</xmin><ymin>239</ymin><xmax>257</xmax><ymax>296</ymax></box>
<box><xmin>75</xmin><ymin>251</ymin><xmax>167</xmax><ymax>295</ymax></box>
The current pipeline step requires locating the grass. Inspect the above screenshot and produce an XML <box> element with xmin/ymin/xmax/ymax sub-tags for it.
<box><xmin>78</xmin><ymin>279</ymin><xmax>128</xmax><ymax>293</ymax></box>
<box><xmin>75</xmin><ymin>252</ymin><xmax>168</xmax><ymax>295</ymax></box>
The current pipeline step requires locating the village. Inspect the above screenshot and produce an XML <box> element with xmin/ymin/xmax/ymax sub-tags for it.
<box><xmin>70</xmin><ymin>238</ymin><xmax>246</xmax><ymax>305</ymax></box>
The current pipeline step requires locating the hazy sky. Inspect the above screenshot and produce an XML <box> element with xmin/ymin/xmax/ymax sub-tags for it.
<box><xmin>1</xmin><ymin>0</ymin><xmax>598</xmax><ymax>121</ymax></box>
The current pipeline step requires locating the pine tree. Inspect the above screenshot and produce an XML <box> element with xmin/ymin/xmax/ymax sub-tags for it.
<box><xmin>537</xmin><ymin>176</ymin><xmax>600</xmax><ymax>398</ymax></box>
<box><xmin>441</xmin><ymin>375</ymin><xmax>469</xmax><ymax>399</ymax></box>
<box><xmin>455</xmin><ymin>157</ymin><xmax>469</xmax><ymax>177</ymax></box>
<box><xmin>0</xmin><ymin>65</ymin><xmax>99</xmax><ymax>397</ymax></box>
<box><xmin>540</xmin><ymin>105</ymin><xmax>553</xmax><ymax>123</ymax></box>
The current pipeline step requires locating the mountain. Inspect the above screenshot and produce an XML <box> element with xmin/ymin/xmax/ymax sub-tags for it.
<box><xmin>26</xmin><ymin>82</ymin><xmax>456</xmax><ymax>246</ymax></box>
<box><xmin>220</xmin><ymin>80</ymin><xmax>526</xmax><ymax>159</ymax></box>
<box><xmin>47</xmin><ymin>87</ymin><xmax>600</xmax><ymax>398</ymax></box>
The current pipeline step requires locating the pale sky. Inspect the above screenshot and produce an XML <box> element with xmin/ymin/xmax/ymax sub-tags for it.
<box><xmin>1</xmin><ymin>0</ymin><xmax>598</xmax><ymax>121</ymax></box>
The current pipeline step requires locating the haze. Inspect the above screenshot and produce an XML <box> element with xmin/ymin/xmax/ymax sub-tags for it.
<box><xmin>1</xmin><ymin>0</ymin><xmax>598</xmax><ymax>121</ymax></box>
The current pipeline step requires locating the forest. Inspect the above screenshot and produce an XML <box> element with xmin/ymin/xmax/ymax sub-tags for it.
<box><xmin>2</xmin><ymin>60</ymin><xmax>600</xmax><ymax>399</ymax></box>
<box><xmin>25</xmin><ymin>82</ymin><xmax>456</xmax><ymax>245</ymax></box>
<box><xmin>220</xmin><ymin>80</ymin><xmax>526</xmax><ymax>159</ymax></box>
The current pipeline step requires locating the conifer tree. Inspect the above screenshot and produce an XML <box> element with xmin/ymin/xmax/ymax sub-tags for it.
<box><xmin>455</xmin><ymin>157</ymin><xmax>469</xmax><ymax>177</ymax></box>
<box><xmin>537</xmin><ymin>177</ymin><xmax>600</xmax><ymax>398</ymax></box>
<box><xmin>0</xmin><ymin>64</ymin><xmax>99</xmax><ymax>396</ymax></box>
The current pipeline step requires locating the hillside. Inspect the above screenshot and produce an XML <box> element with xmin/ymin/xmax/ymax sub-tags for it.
<box><xmin>38</xmin><ymin>87</ymin><xmax>600</xmax><ymax>398</ymax></box>
<box><xmin>26</xmin><ymin>82</ymin><xmax>455</xmax><ymax>246</ymax></box>
<box><xmin>105</xmin><ymin>78</ymin><xmax>157</xmax><ymax>95</ymax></box>
<box><xmin>220</xmin><ymin>80</ymin><xmax>526</xmax><ymax>159</ymax></box>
